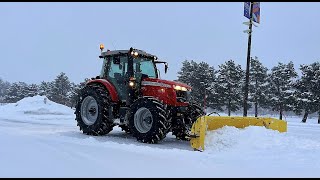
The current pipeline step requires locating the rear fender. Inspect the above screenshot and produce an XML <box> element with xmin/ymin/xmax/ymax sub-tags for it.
<box><xmin>86</xmin><ymin>79</ymin><xmax>119</xmax><ymax>102</ymax></box>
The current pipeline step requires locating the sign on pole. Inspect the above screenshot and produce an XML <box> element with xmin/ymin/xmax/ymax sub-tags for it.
<box><xmin>244</xmin><ymin>2</ymin><xmax>251</xmax><ymax>20</ymax></box>
<box><xmin>244</xmin><ymin>2</ymin><xmax>260</xmax><ymax>24</ymax></box>
<box><xmin>252</xmin><ymin>2</ymin><xmax>260</xmax><ymax>24</ymax></box>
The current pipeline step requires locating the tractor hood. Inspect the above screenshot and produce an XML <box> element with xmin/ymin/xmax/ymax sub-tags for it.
<box><xmin>142</xmin><ymin>78</ymin><xmax>192</xmax><ymax>90</ymax></box>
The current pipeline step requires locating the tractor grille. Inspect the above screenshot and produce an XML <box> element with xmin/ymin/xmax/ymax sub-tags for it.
<box><xmin>175</xmin><ymin>90</ymin><xmax>190</xmax><ymax>103</ymax></box>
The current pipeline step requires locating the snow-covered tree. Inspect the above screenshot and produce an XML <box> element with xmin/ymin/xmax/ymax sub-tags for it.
<box><xmin>305</xmin><ymin>62</ymin><xmax>320</xmax><ymax>123</ymax></box>
<box><xmin>267</xmin><ymin>61</ymin><xmax>298</xmax><ymax>120</ymax></box>
<box><xmin>177</xmin><ymin>60</ymin><xmax>195</xmax><ymax>87</ymax></box>
<box><xmin>177</xmin><ymin>60</ymin><xmax>221</xmax><ymax>111</ymax></box>
<box><xmin>249</xmin><ymin>56</ymin><xmax>269</xmax><ymax>117</ymax></box>
<box><xmin>192</xmin><ymin>61</ymin><xmax>219</xmax><ymax>111</ymax></box>
<box><xmin>216</xmin><ymin>60</ymin><xmax>244</xmax><ymax>116</ymax></box>
<box><xmin>49</xmin><ymin>72</ymin><xmax>72</xmax><ymax>106</ymax></box>
<box><xmin>68</xmin><ymin>78</ymin><xmax>90</xmax><ymax>108</ymax></box>
<box><xmin>25</xmin><ymin>84</ymin><xmax>39</xmax><ymax>97</ymax></box>
<box><xmin>38</xmin><ymin>81</ymin><xmax>53</xmax><ymax>96</ymax></box>
<box><xmin>0</xmin><ymin>78</ymin><xmax>11</xmax><ymax>103</ymax></box>
<box><xmin>292</xmin><ymin>63</ymin><xmax>320</xmax><ymax>123</ymax></box>
<box><xmin>4</xmin><ymin>82</ymin><xmax>28</xmax><ymax>103</ymax></box>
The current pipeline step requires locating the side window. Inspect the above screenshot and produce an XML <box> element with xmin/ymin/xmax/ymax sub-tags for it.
<box><xmin>100</xmin><ymin>59</ymin><xmax>107</xmax><ymax>77</ymax></box>
<box><xmin>108</xmin><ymin>56</ymin><xmax>127</xmax><ymax>78</ymax></box>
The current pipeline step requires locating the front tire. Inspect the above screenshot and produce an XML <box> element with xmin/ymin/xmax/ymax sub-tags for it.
<box><xmin>172</xmin><ymin>102</ymin><xmax>205</xmax><ymax>140</ymax></box>
<box><xmin>129</xmin><ymin>97</ymin><xmax>170</xmax><ymax>144</ymax></box>
<box><xmin>74</xmin><ymin>84</ymin><xmax>114</xmax><ymax>136</ymax></box>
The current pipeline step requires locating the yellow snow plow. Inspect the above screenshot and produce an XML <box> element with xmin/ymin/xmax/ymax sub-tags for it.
<box><xmin>189</xmin><ymin>116</ymin><xmax>287</xmax><ymax>151</ymax></box>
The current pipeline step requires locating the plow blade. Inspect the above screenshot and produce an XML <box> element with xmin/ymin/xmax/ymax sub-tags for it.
<box><xmin>190</xmin><ymin>116</ymin><xmax>287</xmax><ymax>151</ymax></box>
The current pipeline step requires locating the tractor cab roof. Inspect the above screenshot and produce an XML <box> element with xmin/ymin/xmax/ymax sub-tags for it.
<box><xmin>99</xmin><ymin>49</ymin><xmax>158</xmax><ymax>60</ymax></box>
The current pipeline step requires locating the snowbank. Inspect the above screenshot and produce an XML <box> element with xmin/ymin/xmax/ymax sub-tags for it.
<box><xmin>0</xmin><ymin>95</ymin><xmax>74</xmax><ymax>116</ymax></box>
<box><xmin>205</xmin><ymin>126</ymin><xmax>286</xmax><ymax>152</ymax></box>
<box><xmin>205</xmin><ymin>125</ymin><xmax>320</xmax><ymax>153</ymax></box>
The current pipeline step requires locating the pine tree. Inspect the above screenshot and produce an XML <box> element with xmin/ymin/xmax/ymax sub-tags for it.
<box><xmin>4</xmin><ymin>82</ymin><xmax>28</xmax><ymax>103</ymax></box>
<box><xmin>0</xmin><ymin>78</ymin><xmax>11</xmax><ymax>103</ymax></box>
<box><xmin>292</xmin><ymin>63</ymin><xmax>320</xmax><ymax>123</ymax></box>
<box><xmin>49</xmin><ymin>72</ymin><xmax>72</xmax><ymax>106</ymax></box>
<box><xmin>177</xmin><ymin>60</ymin><xmax>194</xmax><ymax>86</ymax></box>
<box><xmin>25</xmin><ymin>84</ymin><xmax>39</xmax><ymax>97</ymax></box>
<box><xmin>38</xmin><ymin>81</ymin><xmax>54</xmax><ymax>97</ymax></box>
<box><xmin>216</xmin><ymin>60</ymin><xmax>244</xmax><ymax>116</ymax></box>
<box><xmin>205</xmin><ymin>67</ymin><xmax>223</xmax><ymax>111</ymax></box>
<box><xmin>69</xmin><ymin>78</ymin><xmax>89</xmax><ymax>108</ymax></box>
<box><xmin>177</xmin><ymin>60</ymin><xmax>221</xmax><ymax>111</ymax></box>
<box><xmin>306</xmin><ymin>62</ymin><xmax>320</xmax><ymax>124</ymax></box>
<box><xmin>192</xmin><ymin>61</ymin><xmax>217</xmax><ymax>110</ymax></box>
<box><xmin>249</xmin><ymin>56</ymin><xmax>269</xmax><ymax>117</ymax></box>
<box><xmin>268</xmin><ymin>61</ymin><xmax>298</xmax><ymax>120</ymax></box>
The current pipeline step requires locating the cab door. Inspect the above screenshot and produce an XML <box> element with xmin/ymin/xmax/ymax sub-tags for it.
<box><xmin>105</xmin><ymin>56</ymin><xmax>129</xmax><ymax>101</ymax></box>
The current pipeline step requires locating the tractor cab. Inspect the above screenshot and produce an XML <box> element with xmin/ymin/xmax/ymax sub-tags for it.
<box><xmin>99</xmin><ymin>48</ymin><xmax>168</xmax><ymax>102</ymax></box>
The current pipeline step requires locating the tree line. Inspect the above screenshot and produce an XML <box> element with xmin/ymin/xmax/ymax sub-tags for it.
<box><xmin>177</xmin><ymin>58</ymin><xmax>320</xmax><ymax>123</ymax></box>
<box><xmin>0</xmin><ymin>73</ymin><xmax>88</xmax><ymax>108</ymax></box>
<box><xmin>1</xmin><ymin>58</ymin><xmax>319</xmax><ymax>123</ymax></box>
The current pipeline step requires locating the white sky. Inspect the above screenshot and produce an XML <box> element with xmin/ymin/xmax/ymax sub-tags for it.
<box><xmin>0</xmin><ymin>2</ymin><xmax>319</xmax><ymax>84</ymax></box>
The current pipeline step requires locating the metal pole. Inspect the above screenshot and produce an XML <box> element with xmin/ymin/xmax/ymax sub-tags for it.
<box><xmin>243</xmin><ymin>2</ymin><xmax>254</xmax><ymax>117</ymax></box>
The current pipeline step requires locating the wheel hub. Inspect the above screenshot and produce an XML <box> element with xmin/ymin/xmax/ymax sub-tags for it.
<box><xmin>134</xmin><ymin>107</ymin><xmax>153</xmax><ymax>133</ymax></box>
<box><xmin>80</xmin><ymin>96</ymin><xmax>99</xmax><ymax>126</ymax></box>
<box><xmin>88</xmin><ymin>107</ymin><xmax>96</xmax><ymax>115</ymax></box>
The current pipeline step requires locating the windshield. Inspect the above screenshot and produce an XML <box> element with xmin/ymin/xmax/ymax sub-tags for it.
<box><xmin>102</xmin><ymin>55</ymin><xmax>157</xmax><ymax>80</ymax></box>
<box><xmin>133</xmin><ymin>57</ymin><xmax>157</xmax><ymax>78</ymax></box>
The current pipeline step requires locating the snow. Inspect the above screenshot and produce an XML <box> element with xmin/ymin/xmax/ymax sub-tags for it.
<box><xmin>0</xmin><ymin>95</ymin><xmax>74</xmax><ymax>115</ymax></box>
<box><xmin>1</xmin><ymin>96</ymin><xmax>320</xmax><ymax>177</ymax></box>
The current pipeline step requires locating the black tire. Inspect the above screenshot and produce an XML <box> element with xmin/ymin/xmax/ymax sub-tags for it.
<box><xmin>129</xmin><ymin>97</ymin><xmax>170</xmax><ymax>144</ymax></box>
<box><xmin>172</xmin><ymin>102</ymin><xmax>205</xmax><ymax>140</ymax></box>
<box><xmin>119</xmin><ymin>124</ymin><xmax>131</xmax><ymax>134</ymax></box>
<box><xmin>74</xmin><ymin>84</ymin><xmax>114</xmax><ymax>136</ymax></box>
<box><xmin>189</xmin><ymin>103</ymin><xmax>205</xmax><ymax>120</ymax></box>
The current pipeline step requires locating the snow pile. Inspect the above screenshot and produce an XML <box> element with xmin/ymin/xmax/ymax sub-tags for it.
<box><xmin>205</xmin><ymin>126</ymin><xmax>286</xmax><ymax>152</ymax></box>
<box><xmin>0</xmin><ymin>95</ymin><xmax>74</xmax><ymax>116</ymax></box>
<box><xmin>204</xmin><ymin>125</ymin><xmax>320</xmax><ymax>158</ymax></box>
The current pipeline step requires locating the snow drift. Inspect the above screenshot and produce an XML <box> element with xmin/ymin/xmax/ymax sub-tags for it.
<box><xmin>0</xmin><ymin>95</ymin><xmax>74</xmax><ymax>116</ymax></box>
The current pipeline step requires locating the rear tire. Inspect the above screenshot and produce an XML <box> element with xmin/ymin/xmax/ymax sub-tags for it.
<box><xmin>129</xmin><ymin>97</ymin><xmax>170</xmax><ymax>144</ymax></box>
<box><xmin>74</xmin><ymin>84</ymin><xmax>114</xmax><ymax>135</ymax></box>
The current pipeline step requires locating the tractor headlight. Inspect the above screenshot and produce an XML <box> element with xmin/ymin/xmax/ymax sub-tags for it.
<box><xmin>129</xmin><ymin>81</ymin><xmax>135</xmax><ymax>87</ymax></box>
<box><xmin>181</xmin><ymin>87</ymin><xmax>187</xmax><ymax>91</ymax></box>
<box><xmin>174</xmin><ymin>85</ymin><xmax>182</xmax><ymax>91</ymax></box>
<box><xmin>131</xmin><ymin>51</ymin><xmax>139</xmax><ymax>57</ymax></box>
<box><xmin>174</xmin><ymin>85</ymin><xmax>188</xmax><ymax>91</ymax></box>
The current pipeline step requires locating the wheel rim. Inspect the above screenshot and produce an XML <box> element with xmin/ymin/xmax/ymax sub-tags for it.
<box><xmin>80</xmin><ymin>96</ymin><xmax>99</xmax><ymax>126</ymax></box>
<box><xmin>134</xmin><ymin>107</ymin><xmax>153</xmax><ymax>133</ymax></box>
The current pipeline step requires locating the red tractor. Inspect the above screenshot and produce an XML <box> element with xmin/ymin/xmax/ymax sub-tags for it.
<box><xmin>74</xmin><ymin>45</ymin><xmax>204</xmax><ymax>143</ymax></box>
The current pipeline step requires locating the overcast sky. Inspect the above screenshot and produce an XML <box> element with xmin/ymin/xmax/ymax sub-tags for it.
<box><xmin>0</xmin><ymin>2</ymin><xmax>319</xmax><ymax>84</ymax></box>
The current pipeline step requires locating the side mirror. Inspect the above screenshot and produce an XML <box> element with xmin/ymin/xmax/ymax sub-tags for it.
<box><xmin>165</xmin><ymin>63</ymin><xmax>168</xmax><ymax>74</ymax></box>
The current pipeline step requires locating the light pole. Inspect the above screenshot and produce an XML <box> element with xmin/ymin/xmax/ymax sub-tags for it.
<box><xmin>243</xmin><ymin>2</ymin><xmax>254</xmax><ymax>117</ymax></box>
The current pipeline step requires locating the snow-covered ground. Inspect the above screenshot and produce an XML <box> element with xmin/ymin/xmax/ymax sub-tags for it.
<box><xmin>1</xmin><ymin>96</ymin><xmax>320</xmax><ymax>177</ymax></box>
